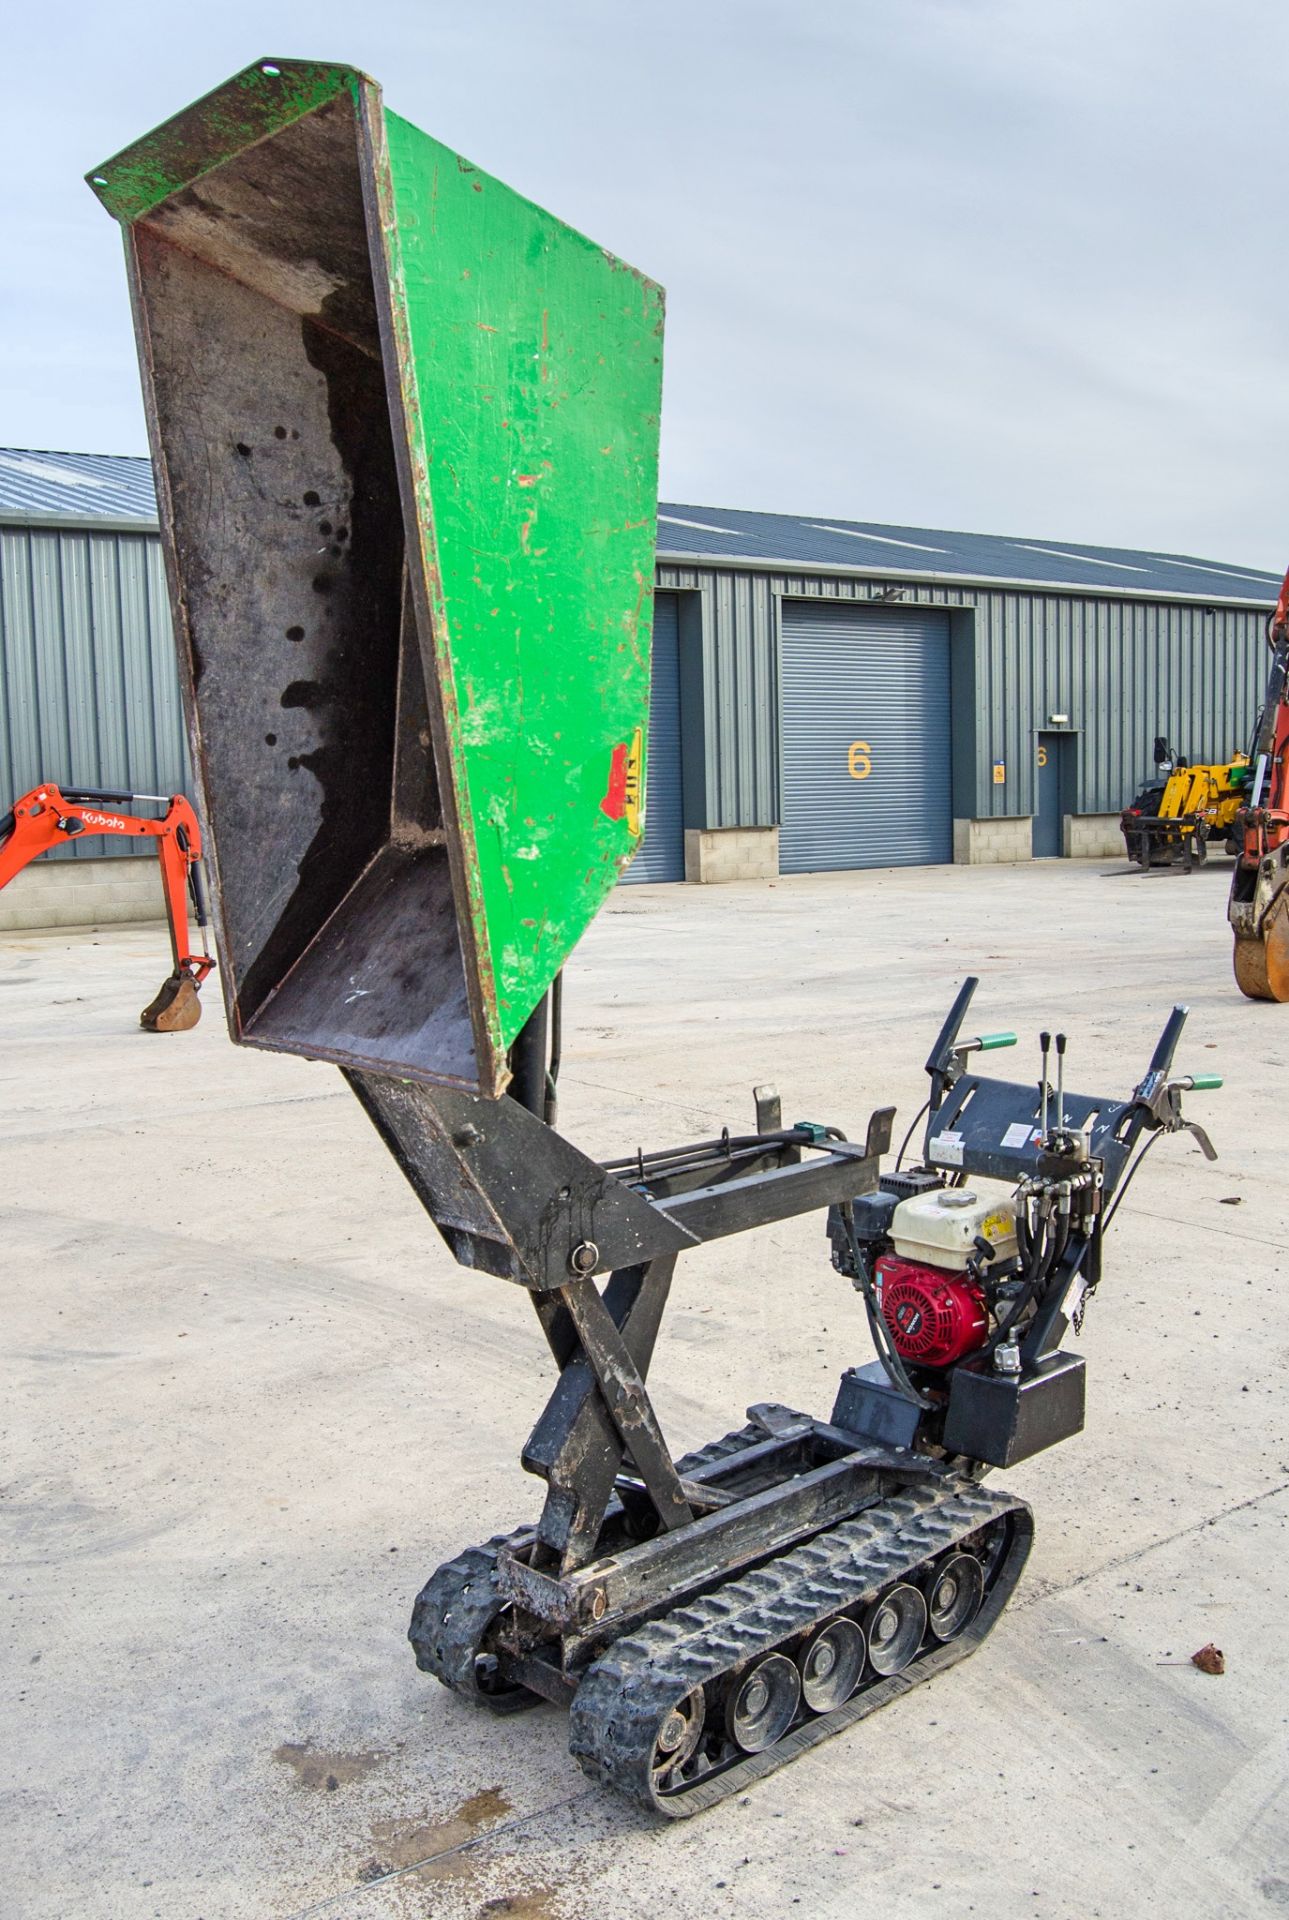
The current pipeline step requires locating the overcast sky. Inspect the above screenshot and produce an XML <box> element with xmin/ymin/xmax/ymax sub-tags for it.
<box><xmin>5</xmin><ymin>0</ymin><xmax>1287</xmax><ymax>568</ymax></box>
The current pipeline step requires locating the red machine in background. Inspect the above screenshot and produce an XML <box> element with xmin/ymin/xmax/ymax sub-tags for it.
<box><xmin>0</xmin><ymin>782</ymin><xmax>215</xmax><ymax>1030</ymax></box>
<box><xmin>1230</xmin><ymin>564</ymin><xmax>1289</xmax><ymax>998</ymax></box>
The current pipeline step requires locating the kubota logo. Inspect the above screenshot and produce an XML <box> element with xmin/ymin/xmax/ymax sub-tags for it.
<box><xmin>82</xmin><ymin>810</ymin><xmax>128</xmax><ymax>830</ymax></box>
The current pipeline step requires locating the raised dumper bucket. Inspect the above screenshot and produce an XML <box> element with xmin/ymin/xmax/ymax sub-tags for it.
<box><xmin>89</xmin><ymin>60</ymin><xmax>664</xmax><ymax>1096</ymax></box>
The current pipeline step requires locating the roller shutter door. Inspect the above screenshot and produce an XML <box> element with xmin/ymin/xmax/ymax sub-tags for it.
<box><xmin>779</xmin><ymin>602</ymin><xmax>952</xmax><ymax>872</ymax></box>
<box><xmin>622</xmin><ymin>592</ymin><xmax>684</xmax><ymax>883</ymax></box>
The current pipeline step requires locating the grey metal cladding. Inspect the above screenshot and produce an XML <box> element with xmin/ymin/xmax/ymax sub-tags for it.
<box><xmin>1</xmin><ymin>446</ymin><xmax>1273</xmax><ymax>846</ymax></box>
<box><xmin>657</xmin><ymin>563</ymin><xmax>1267</xmax><ymax>826</ymax></box>
<box><xmin>0</xmin><ymin>524</ymin><xmax>189</xmax><ymax>859</ymax></box>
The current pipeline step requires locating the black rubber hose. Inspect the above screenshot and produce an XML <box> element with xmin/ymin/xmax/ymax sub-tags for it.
<box><xmin>895</xmin><ymin>1099</ymin><xmax>930</xmax><ymax>1172</ymax></box>
<box><xmin>1102</xmin><ymin>1131</ymin><xmax>1163</xmax><ymax>1229</ymax></box>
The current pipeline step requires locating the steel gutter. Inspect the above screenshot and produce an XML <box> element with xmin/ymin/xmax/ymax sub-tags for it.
<box><xmin>0</xmin><ymin>511</ymin><xmax>161</xmax><ymax>535</ymax></box>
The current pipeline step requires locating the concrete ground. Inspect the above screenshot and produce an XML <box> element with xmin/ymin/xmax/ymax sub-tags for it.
<box><xmin>3</xmin><ymin>857</ymin><xmax>1287</xmax><ymax>1920</ymax></box>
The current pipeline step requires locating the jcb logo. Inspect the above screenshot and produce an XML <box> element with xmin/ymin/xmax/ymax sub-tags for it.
<box><xmin>847</xmin><ymin>741</ymin><xmax>872</xmax><ymax>781</ymax></box>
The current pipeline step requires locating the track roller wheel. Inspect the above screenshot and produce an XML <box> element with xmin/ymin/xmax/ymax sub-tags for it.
<box><xmin>863</xmin><ymin>1583</ymin><xmax>927</xmax><ymax>1675</ymax></box>
<box><xmin>726</xmin><ymin>1654</ymin><xmax>800</xmax><ymax>1753</ymax></box>
<box><xmin>925</xmin><ymin>1552</ymin><xmax>984</xmax><ymax>1642</ymax></box>
<box><xmin>140</xmin><ymin>972</ymin><xmax>202</xmax><ymax>1032</ymax></box>
<box><xmin>797</xmin><ymin>1618</ymin><xmax>865</xmax><ymax>1711</ymax></box>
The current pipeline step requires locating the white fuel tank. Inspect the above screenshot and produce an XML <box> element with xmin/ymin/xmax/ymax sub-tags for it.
<box><xmin>890</xmin><ymin>1187</ymin><xmax>1018</xmax><ymax>1272</ymax></box>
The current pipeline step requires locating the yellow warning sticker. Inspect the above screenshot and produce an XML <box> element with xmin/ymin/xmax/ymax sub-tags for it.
<box><xmin>624</xmin><ymin>726</ymin><xmax>643</xmax><ymax>838</ymax></box>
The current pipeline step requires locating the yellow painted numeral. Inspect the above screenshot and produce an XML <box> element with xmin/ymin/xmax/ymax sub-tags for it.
<box><xmin>848</xmin><ymin>740</ymin><xmax>872</xmax><ymax>780</ymax></box>
<box><xmin>1037</xmin><ymin>745</ymin><xmax>1048</xmax><ymax>767</ymax></box>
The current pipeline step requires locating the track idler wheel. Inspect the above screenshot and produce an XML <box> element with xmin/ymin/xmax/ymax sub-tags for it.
<box><xmin>650</xmin><ymin>1688</ymin><xmax>706</xmax><ymax>1794</ymax></box>
<box><xmin>140</xmin><ymin>972</ymin><xmax>202</xmax><ymax>1032</ymax></box>
<box><xmin>409</xmin><ymin>1543</ymin><xmax>539</xmax><ymax>1716</ymax></box>
<box><xmin>1234</xmin><ymin>893</ymin><xmax>1289</xmax><ymax>1001</ymax></box>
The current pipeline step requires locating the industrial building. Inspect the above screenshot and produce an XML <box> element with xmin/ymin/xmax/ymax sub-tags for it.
<box><xmin>0</xmin><ymin>445</ymin><xmax>1279</xmax><ymax>922</ymax></box>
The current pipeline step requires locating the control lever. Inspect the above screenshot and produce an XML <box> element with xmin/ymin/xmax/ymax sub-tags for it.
<box><xmin>1132</xmin><ymin>1065</ymin><xmax>1223</xmax><ymax>1161</ymax></box>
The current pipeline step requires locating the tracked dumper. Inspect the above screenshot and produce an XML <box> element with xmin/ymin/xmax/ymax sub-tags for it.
<box><xmin>90</xmin><ymin>57</ymin><xmax>1220</xmax><ymax>1816</ymax></box>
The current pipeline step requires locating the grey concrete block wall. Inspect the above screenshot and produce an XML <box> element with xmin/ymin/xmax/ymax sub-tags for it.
<box><xmin>0</xmin><ymin>855</ymin><xmax>166</xmax><ymax>931</ymax></box>
<box><xmin>953</xmin><ymin>816</ymin><xmax>1034</xmax><ymax>864</ymax></box>
<box><xmin>683</xmin><ymin>827</ymin><xmax>780</xmax><ymax>883</ymax></box>
<box><xmin>1065</xmin><ymin>813</ymin><xmax>1125</xmax><ymax>858</ymax></box>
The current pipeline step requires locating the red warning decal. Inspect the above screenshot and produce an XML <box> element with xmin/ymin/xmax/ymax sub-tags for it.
<box><xmin>601</xmin><ymin>742</ymin><xmax>629</xmax><ymax>821</ymax></box>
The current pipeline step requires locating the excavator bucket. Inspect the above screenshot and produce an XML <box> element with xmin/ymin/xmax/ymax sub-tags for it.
<box><xmin>88</xmin><ymin>58</ymin><xmax>664</xmax><ymax>1097</ymax></box>
<box><xmin>140</xmin><ymin>973</ymin><xmax>203</xmax><ymax>1033</ymax></box>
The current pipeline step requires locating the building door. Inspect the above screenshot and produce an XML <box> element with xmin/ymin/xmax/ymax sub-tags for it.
<box><xmin>778</xmin><ymin>602</ymin><xmax>953</xmax><ymax>873</ymax></box>
<box><xmin>1033</xmin><ymin>732</ymin><xmax>1070</xmax><ymax>858</ymax></box>
<box><xmin>621</xmin><ymin>592</ymin><xmax>685</xmax><ymax>883</ymax></box>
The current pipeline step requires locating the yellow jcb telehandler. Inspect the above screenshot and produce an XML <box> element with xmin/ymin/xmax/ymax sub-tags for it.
<box><xmin>1120</xmin><ymin>737</ymin><xmax>1248</xmax><ymax>870</ymax></box>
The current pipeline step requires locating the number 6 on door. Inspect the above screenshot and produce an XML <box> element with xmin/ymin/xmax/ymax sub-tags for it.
<box><xmin>848</xmin><ymin>741</ymin><xmax>872</xmax><ymax>780</ymax></box>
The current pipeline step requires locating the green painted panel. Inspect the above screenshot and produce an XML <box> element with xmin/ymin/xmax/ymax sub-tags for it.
<box><xmin>376</xmin><ymin>111</ymin><xmax>664</xmax><ymax>1045</ymax></box>
<box><xmin>88</xmin><ymin>59</ymin><xmax>360</xmax><ymax>224</ymax></box>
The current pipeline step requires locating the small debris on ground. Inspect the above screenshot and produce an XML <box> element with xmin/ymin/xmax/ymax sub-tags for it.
<box><xmin>1219</xmin><ymin>1196</ymin><xmax>1243</xmax><ymax>1206</ymax></box>
<box><xmin>1192</xmin><ymin>1642</ymin><xmax>1225</xmax><ymax>1674</ymax></box>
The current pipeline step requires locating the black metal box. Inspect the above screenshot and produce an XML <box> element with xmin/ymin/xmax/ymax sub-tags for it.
<box><xmin>942</xmin><ymin>1352</ymin><xmax>1085</xmax><ymax>1468</ymax></box>
<box><xmin>831</xmin><ymin>1361</ymin><xmax>924</xmax><ymax>1449</ymax></box>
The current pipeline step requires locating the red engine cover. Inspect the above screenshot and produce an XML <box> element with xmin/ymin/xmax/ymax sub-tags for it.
<box><xmin>875</xmin><ymin>1255</ymin><xmax>989</xmax><ymax>1368</ymax></box>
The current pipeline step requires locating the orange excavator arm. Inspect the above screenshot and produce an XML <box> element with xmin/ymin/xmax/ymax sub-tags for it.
<box><xmin>0</xmin><ymin>782</ymin><xmax>216</xmax><ymax>1030</ymax></box>
<box><xmin>1229</xmin><ymin>564</ymin><xmax>1289</xmax><ymax>998</ymax></box>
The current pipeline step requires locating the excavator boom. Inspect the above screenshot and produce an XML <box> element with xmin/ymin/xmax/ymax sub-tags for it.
<box><xmin>0</xmin><ymin>783</ymin><xmax>215</xmax><ymax>1029</ymax></box>
<box><xmin>1229</xmin><ymin>564</ymin><xmax>1289</xmax><ymax>996</ymax></box>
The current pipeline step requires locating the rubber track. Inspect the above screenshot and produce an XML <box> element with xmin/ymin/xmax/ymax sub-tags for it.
<box><xmin>568</xmin><ymin>1480</ymin><xmax>1031</xmax><ymax>1816</ymax></box>
<box><xmin>408</xmin><ymin>1420</ymin><xmax>777</xmax><ymax>1708</ymax></box>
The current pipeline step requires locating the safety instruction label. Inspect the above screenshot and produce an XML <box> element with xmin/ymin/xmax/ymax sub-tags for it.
<box><xmin>1001</xmin><ymin>1122</ymin><xmax>1037</xmax><ymax>1148</ymax></box>
<box><xmin>930</xmin><ymin>1130</ymin><xmax>964</xmax><ymax>1167</ymax></box>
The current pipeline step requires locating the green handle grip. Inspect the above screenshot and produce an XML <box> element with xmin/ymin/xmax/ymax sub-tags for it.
<box><xmin>1187</xmin><ymin>1073</ymin><xmax>1223</xmax><ymax>1090</ymax></box>
<box><xmin>977</xmin><ymin>1032</ymin><xmax>1017</xmax><ymax>1050</ymax></box>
